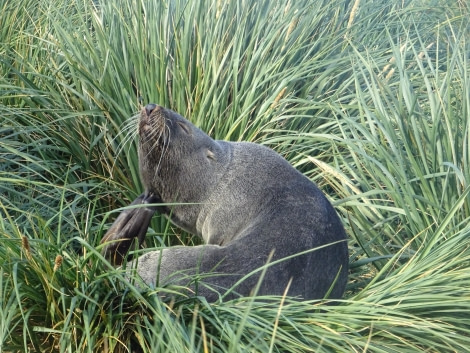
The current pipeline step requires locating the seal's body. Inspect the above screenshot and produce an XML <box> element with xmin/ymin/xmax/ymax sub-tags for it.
<box><xmin>101</xmin><ymin>104</ymin><xmax>348</xmax><ymax>302</ymax></box>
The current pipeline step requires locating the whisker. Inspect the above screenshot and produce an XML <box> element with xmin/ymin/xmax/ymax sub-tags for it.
<box><xmin>109</xmin><ymin>113</ymin><xmax>140</xmax><ymax>171</ymax></box>
<box><xmin>150</xmin><ymin>123</ymin><xmax>169</xmax><ymax>179</ymax></box>
<box><xmin>115</xmin><ymin>116</ymin><xmax>139</xmax><ymax>156</ymax></box>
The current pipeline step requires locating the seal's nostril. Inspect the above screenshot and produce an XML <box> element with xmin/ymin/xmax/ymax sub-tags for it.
<box><xmin>145</xmin><ymin>103</ymin><xmax>157</xmax><ymax>116</ymax></box>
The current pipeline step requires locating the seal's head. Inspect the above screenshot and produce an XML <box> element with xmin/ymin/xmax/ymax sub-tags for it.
<box><xmin>138</xmin><ymin>104</ymin><xmax>224</xmax><ymax>208</ymax></box>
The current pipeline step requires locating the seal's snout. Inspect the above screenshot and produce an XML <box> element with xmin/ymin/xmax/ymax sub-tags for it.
<box><xmin>145</xmin><ymin>103</ymin><xmax>157</xmax><ymax>117</ymax></box>
<box><xmin>139</xmin><ymin>103</ymin><xmax>168</xmax><ymax>146</ymax></box>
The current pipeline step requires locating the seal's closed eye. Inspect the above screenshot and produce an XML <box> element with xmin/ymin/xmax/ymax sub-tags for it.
<box><xmin>176</xmin><ymin>120</ymin><xmax>191</xmax><ymax>135</ymax></box>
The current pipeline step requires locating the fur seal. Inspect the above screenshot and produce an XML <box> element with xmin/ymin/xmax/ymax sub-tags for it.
<box><xmin>101</xmin><ymin>104</ymin><xmax>348</xmax><ymax>302</ymax></box>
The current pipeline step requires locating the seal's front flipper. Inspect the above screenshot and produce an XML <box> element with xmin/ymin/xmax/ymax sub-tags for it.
<box><xmin>101</xmin><ymin>193</ymin><xmax>159</xmax><ymax>265</ymax></box>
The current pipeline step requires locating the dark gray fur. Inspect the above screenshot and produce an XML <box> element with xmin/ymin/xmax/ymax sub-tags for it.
<box><xmin>101</xmin><ymin>104</ymin><xmax>348</xmax><ymax>302</ymax></box>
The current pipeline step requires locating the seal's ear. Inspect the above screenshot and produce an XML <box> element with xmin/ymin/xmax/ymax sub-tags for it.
<box><xmin>206</xmin><ymin>149</ymin><xmax>216</xmax><ymax>161</ymax></box>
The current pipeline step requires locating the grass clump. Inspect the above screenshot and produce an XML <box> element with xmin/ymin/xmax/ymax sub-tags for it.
<box><xmin>1</xmin><ymin>0</ymin><xmax>469</xmax><ymax>352</ymax></box>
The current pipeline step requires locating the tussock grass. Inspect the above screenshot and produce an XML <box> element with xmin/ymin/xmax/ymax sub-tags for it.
<box><xmin>1</xmin><ymin>0</ymin><xmax>469</xmax><ymax>351</ymax></box>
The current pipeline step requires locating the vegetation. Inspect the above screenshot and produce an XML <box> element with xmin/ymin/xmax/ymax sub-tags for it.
<box><xmin>1</xmin><ymin>0</ymin><xmax>469</xmax><ymax>351</ymax></box>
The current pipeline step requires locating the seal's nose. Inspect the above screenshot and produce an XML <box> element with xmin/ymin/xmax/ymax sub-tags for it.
<box><xmin>145</xmin><ymin>103</ymin><xmax>157</xmax><ymax>116</ymax></box>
